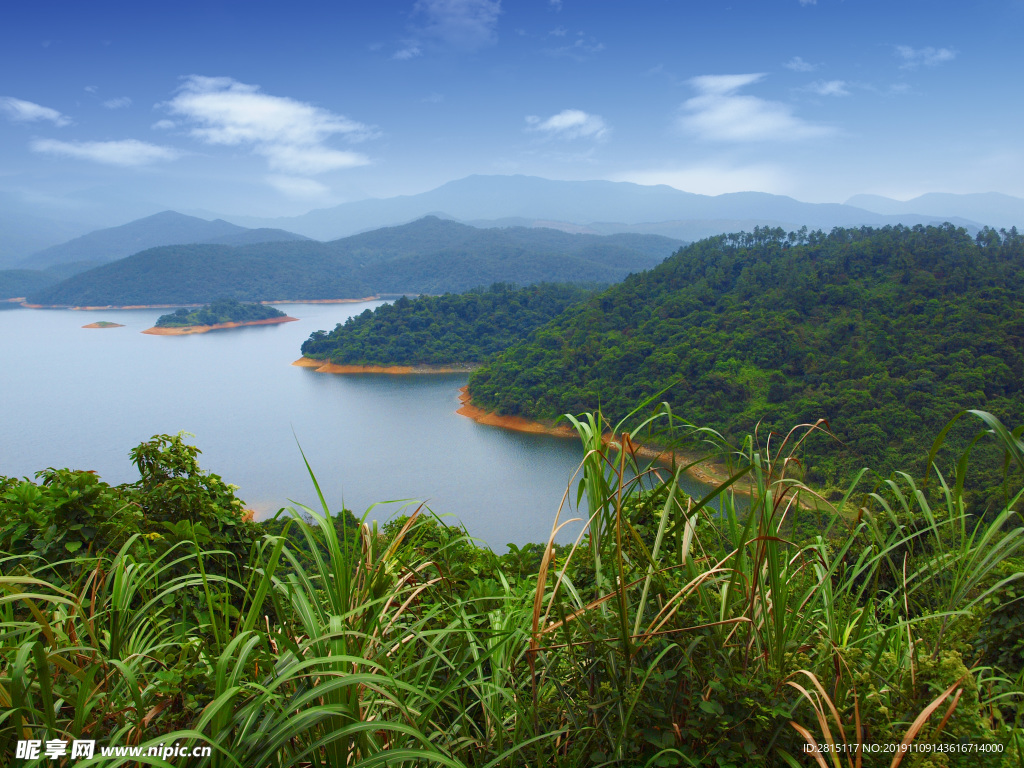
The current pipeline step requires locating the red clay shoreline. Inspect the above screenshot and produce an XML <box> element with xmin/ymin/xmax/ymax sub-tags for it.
<box><xmin>455</xmin><ymin>386</ymin><xmax>741</xmax><ymax>489</ymax></box>
<box><xmin>142</xmin><ymin>317</ymin><xmax>298</xmax><ymax>335</ymax></box>
<box><xmin>292</xmin><ymin>357</ymin><xmax>479</xmax><ymax>374</ymax></box>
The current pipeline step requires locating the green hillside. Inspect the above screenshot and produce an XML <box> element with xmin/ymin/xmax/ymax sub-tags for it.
<box><xmin>301</xmin><ymin>282</ymin><xmax>597</xmax><ymax>365</ymax></box>
<box><xmin>469</xmin><ymin>224</ymin><xmax>1024</xmax><ymax>485</ymax></box>
<box><xmin>27</xmin><ymin>217</ymin><xmax>680</xmax><ymax>306</ymax></box>
<box><xmin>0</xmin><ymin>268</ymin><xmax>59</xmax><ymax>299</ymax></box>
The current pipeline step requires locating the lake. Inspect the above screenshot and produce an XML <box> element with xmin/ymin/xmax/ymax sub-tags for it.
<box><xmin>0</xmin><ymin>302</ymin><xmax>718</xmax><ymax>549</ymax></box>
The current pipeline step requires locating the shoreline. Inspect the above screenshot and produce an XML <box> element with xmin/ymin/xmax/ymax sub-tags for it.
<box><xmin>455</xmin><ymin>386</ymin><xmax>738</xmax><ymax>489</ymax></box>
<box><xmin>293</xmin><ymin>357</ymin><xmax>480</xmax><ymax>375</ymax></box>
<box><xmin>142</xmin><ymin>317</ymin><xmax>298</xmax><ymax>335</ymax></box>
<box><xmin>21</xmin><ymin>296</ymin><xmax>380</xmax><ymax>310</ymax></box>
<box><xmin>82</xmin><ymin>321</ymin><xmax>125</xmax><ymax>329</ymax></box>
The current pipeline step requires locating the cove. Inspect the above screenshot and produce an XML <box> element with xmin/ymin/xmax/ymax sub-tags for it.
<box><xmin>0</xmin><ymin>302</ymin><xmax>723</xmax><ymax>549</ymax></box>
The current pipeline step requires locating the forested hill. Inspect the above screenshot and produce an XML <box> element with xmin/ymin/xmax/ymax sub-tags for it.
<box><xmin>301</xmin><ymin>283</ymin><xmax>597</xmax><ymax>366</ymax></box>
<box><xmin>154</xmin><ymin>299</ymin><xmax>286</xmax><ymax>328</ymax></box>
<box><xmin>27</xmin><ymin>217</ymin><xmax>680</xmax><ymax>306</ymax></box>
<box><xmin>468</xmin><ymin>224</ymin><xmax>1024</xmax><ymax>485</ymax></box>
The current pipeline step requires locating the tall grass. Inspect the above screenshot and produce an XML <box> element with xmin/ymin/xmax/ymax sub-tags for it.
<box><xmin>1</xmin><ymin>409</ymin><xmax>1022</xmax><ymax>766</ymax></box>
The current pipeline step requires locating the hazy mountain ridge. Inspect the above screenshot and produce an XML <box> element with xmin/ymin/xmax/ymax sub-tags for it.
<box><xmin>225</xmin><ymin>175</ymin><xmax>998</xmax><ymax>241</ymax></box>
<box><xmin>26</xmin><ymin>217</ymin><xmax>681</xmax><ymax>306</ymax></box>
<box><xmin>22</xmin><ymin>211</ymin><xmax>309</xmax><ymax>269</ymax></box>
<box><xmin>845</xmin><ymin>192</ymin><xmax>1024</xmax><ymax>229</ymax></box>
<box><xmin>8</xmin><ymin>177</ymin><xmax>1020</xmax><ymax>280</ymax></box>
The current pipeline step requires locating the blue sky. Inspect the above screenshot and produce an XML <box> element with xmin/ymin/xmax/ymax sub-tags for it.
<box><xmin>2</xmin><ymin>0</ymin><xmax>1022</xmax><ymax>220</ymax></box>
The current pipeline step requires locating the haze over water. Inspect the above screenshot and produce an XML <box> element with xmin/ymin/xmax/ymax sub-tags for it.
<box><xmin>0</xmin><ymin>302</ymin><xmax>722</xmax><ymax>548</ymax></box>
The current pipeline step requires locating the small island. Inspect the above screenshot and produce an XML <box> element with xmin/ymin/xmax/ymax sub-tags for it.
<box><xmin>143</xmin><ymin>299</ymin><xmax>298</xmax><ymax>335</ymax></box>
<box><xmin>82</xmin><ymin>321</ymin><xmax>125</xmax><ymax>329</ymax></box>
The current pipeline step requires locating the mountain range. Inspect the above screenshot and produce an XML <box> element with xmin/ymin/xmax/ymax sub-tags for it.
<box><xmin>7</xmin><ymin>176</ymin><xmax>1024</xmax><ymax>272</ymax></box>
<box><xmin>22</xmin><ymin>210</ymin><xmax>308</xmax><ymax>270</ymax></box>
<box><xmin>224</xmin><ymin>175</ymin><xmax>1016</xmax><ymax>241</ymax></box>
<box><xmin>25</xmin><ymin>217</ymin><xmax>681</xmax><ymax>307</ymax></box>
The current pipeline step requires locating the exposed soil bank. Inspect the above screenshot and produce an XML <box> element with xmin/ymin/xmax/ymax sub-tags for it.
<box><xmin>23</xmin><ymin>297</ymin><xmax>379</xmax><ymax>310</ymax></box>
<box><xmin>293</xmin><ymin>357</ymin><xmax>480</xmax><ymax>374</ymax></box>
<box><xmin>142</xmin><ymin>317</ymin><xmax>298</xmax><ymax>335</ymax></box>
<box><xmin>455</xmin><ymin>386</ymin><xmax>738</xmax><ymax>489</ymax></box>
<box><xmin>456</xmin><ymin>387</ymin><xmax>576</xmax><ymax>437</ymax></box>
<box><xmin>82</xmin><ymin>322</ymin><xmax>125</xmax><ymax>329</ymax></box>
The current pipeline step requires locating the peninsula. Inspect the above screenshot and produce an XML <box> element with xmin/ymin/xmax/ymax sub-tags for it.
<box><xmin>143</xmin><ymin>299</ymin><xmax>297</xmax><ymax>335</ymax></box>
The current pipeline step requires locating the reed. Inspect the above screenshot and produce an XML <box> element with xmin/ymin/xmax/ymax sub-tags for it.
<box><xmin>1</xmin><ymin>409</ymin><xmax>1021</xmax><ymax>766</ymax></box>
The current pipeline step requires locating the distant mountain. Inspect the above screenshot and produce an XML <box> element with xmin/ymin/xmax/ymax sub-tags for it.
<box><xmin>22</xmin><ymin>211</ymin><xmax>309</xmax><ymax>269</ymax></box>
<box><xmin>844</xmin><ymin>192</ymin><xmax>1024</xmax><ymax>230</ymax></box>
<box><xmin>0</xmin><ymin>269</ymin><xmax>61</xmax><ymax>300</ymax></box>
<box><xmin>226</xmin><ymin>175</ymin><xmax>987</xmax><ymax>242</ymax></box>
<box><xmin>0</xmin><ymin>209</ymin><xmax>93</xmax><ymax>269</ymax></box>
<box><xmin>203</xmin><ymin>228</ymin><xmax>311</xmax><ymax>247</ymax></box>
<box><xmin>27</xmin><ymin>217</ymin><xmax>681</xmax><ymax>307</ymax></box>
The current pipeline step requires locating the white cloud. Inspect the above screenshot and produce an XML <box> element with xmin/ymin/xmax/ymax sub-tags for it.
<box><xmin>411</xmin><ymin>0</ymin><xmax>501</xmax><ymax>51</ymax></box>
<box><xmin>895</xmin><ymin>45</ymin><xmax>956</xmax><ymax>68</ymax></box>
<box><xmin>783</xmin><ymin>56</ymin><xmax>818</xmax><ymax>72</ymax></box>
<box><xmin>266</xmin><ymin>175</ymin><xmax>331</xmax><ymax>199</ymax></box>
<box><xmin>679</xmin><ymin>73</ymin><xmax>834</xmax><ymax>142</ymax></box>
<box><xmin>804</xmin><ymin>79</ymin><xmax>849</xmax><ymax>96</ymax></box>
<box><xmin>525</xmin><ymin>109</ymin><xmax>608</xmax><ymax>140</ymax></box>
<box><xmin>798</xmin><ymin>0</ymin><xmax>816</xmax><ymax>5</ymax></box>
<box><xmin>152</xmin><ymin>119</ymin><xmax>176</xmax><ymax>130</ymax></box>
<box><xmin>30</xmin><ymin>138</ymin><xmax>180</xmax><ymax>166</ymax></box>
<box><xmin>164</xmin><ymin>75</ymin><xmax>374</xmax><ymax>175</ymax></box>
<box><xmin>84</xmin><ymin>85</ymin><xmax>98</xmax><ymax>94</ymax></box>
<box><xmin>393</xmin><ymin>44</ymin><xmax>422</xmax><ymax>60</ymax></box>
<box><xmin>546</xmin><ymin>32</ymin><xmax>604</xmax><ymax>60</ymax></box>
<box><xmin>550</xmin><ymin>0</ymin><xmax>563</xmax><ymax>9</ymax></box>
<box><xmin>102</xmin><ymin>96</ymin><xmax>132</xmax><ymax>109</ymax></box>
<box><xmin>615</xmin><ymin>163</ymin><xmax>791</xmax><ymax>196</ymax></box>
<box><xmin>258</xmin><ymin>145</ymin><xmax>369</xmax><ymax>174</ymax></box>
<box><xmin>0</xmin><ymin>97</ymin><xmax>71</xmax><ymax>126</ymax></box>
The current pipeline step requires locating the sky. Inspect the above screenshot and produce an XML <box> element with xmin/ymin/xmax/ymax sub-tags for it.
<box><xmin>2</xmin><ymin>0</ymin><xmax>1023</xmax><ymax>222</ymax></box>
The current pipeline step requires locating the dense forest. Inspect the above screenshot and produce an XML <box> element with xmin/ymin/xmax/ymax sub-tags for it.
<box><xmin>301</xmin><ymin>282</ymin><xmax>597</xmax><ymax>366</ymax></box>
<box><xmin>469</xmin><ymin>224</ymin><xmax>1024</xmax><ymax>489</ymax></box>
<box><xmin>154</xmin><ymin>298</ymin><xmax>287</xmax><ymax>327</ymax></box>
<box><xmin>0</xmin><ymin>268</ymin><xmax>59</xmax><ymax>299</ymax></box>
<box><xmin>26</xmin><ymin>217</ymin><xmax>679</xmax><ymax>306</ymax></box>
<box><xmin>2</xmin><ymin>415</ymin><xmax>1021</xmax><ymax>765</ymax></box>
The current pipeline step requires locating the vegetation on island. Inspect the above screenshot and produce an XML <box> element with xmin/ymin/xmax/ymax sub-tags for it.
<box><xmin>301</xmin><ymin>282</ymin><xmax>598</xmax><ymax>366</ymax></box>
<box><xmin>154</xmin><ymin>298</ymin><xmax>287</xmax><ymax>328</ymax></box>
<box><xmin>83</xmin><ymin>320</ymin><xmax>124</xmax><ymax>328</ymax></box>
<box><xmin>469</xmin><ymin>224</ymin><xmax>1024</xmax><ymax>495</ymax></box>
<box><xmin>27</xmin><ymin>217</ymin><xmax>679</xmax><ymax>306</ymax></box>
<box><xmin>1</xmin><ymin>409</ymin><xmax>1022</xmax><ymax>766</ymax></box>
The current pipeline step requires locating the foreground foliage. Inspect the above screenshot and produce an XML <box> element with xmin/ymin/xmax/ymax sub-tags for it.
<box><xmin>1</xmin><ymin>410</ymin><xmax>1023</xmax><ymax>766</ymax></box>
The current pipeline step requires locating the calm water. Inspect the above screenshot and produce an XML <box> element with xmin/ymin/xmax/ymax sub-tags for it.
<box><xmin>0</xmin><ymin>303</ymin><xmax>716</xmax><ymax>548</ymax></box>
